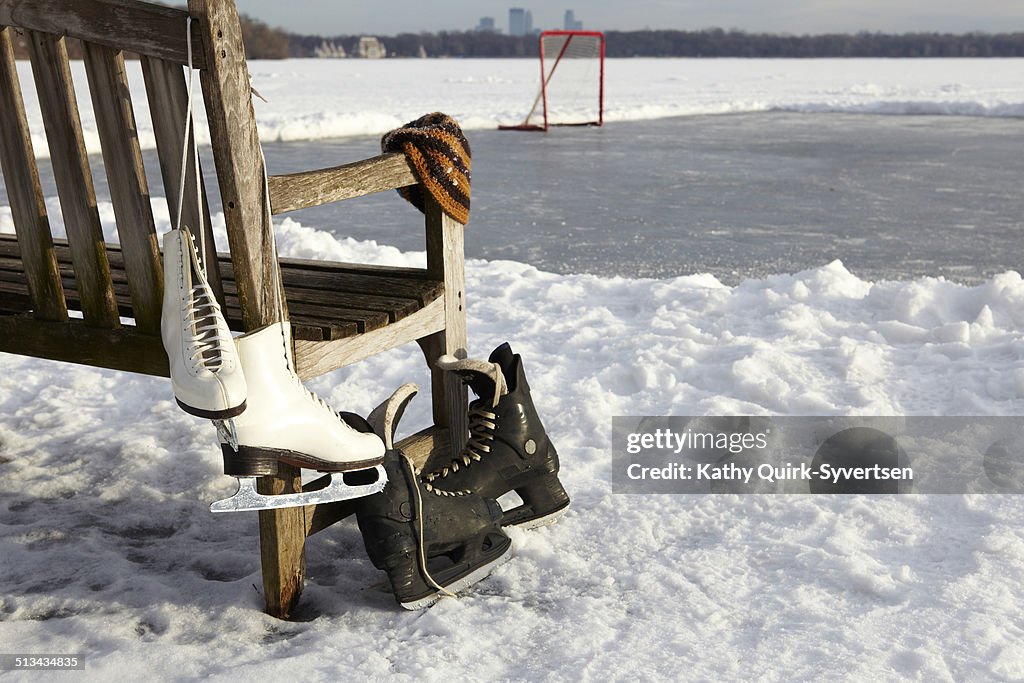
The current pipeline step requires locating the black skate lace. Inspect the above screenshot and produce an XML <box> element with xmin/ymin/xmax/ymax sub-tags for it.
<box><xmin>419</xmin><ymin>368</ymin><xmax>503</xmax><ymax>497</ymax></box>
<box><xmin>422</xmin><ymin>403</ymin><xmax>496</xmax><ymax>496</ymax></box>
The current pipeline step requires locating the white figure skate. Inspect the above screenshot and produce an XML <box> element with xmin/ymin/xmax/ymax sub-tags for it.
<box><xmin>210</xmin><ymin>321</ymin><xmax>387</xmax><ymax>512</ymax></box>
<box><xmin>161</xmin><ymin>227</ymin><xmax>247</xmax><ymax>419</ymax></box>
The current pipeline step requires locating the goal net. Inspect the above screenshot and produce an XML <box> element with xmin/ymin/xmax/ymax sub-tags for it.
<box><xmin>501</xmin><ymin>31</ymin><xmax>604</xmax><ymax>131</ymax></box>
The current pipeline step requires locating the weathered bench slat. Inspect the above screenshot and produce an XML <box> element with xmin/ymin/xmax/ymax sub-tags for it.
<box><xmin>0</xmin><ymin>313</ymin><xmax>168</xmax><ymax>375</ymax></box>
<box><xmin>0</xmin><ymin>27</ymin><xmax>67</xmax><ymax>322</ymax></box>
<box><xmin>27</xmin><ymin>31</ymin><xmax>120</xmax><ymax>328</ymax></box>
<box><xmin>1</xmin><ymin>255</ymin><xmax>421</xmax><ymax>324</ymax></box>
<box><xmin>221</xmin><ymin>260</ymin><xmax>442</xmax><ymax>307</ymax></box>
<box><xmin>0</xmin><ymin>235</ymin><xmax>440</xmax><ymax>291</ymax></box>
<box><xmin>84</xmin><ymin>42</ymin><xmax>163</xmax><ymax>334</ymax></box>
<box><xmin>140</xmin><ymin>55</ymin><xmax>223</xmax><ymax>305</ymax></box>
<box><xmin>0</xmin><ymin>274</ymin><xmax>339</xmax><ymax>341</ymax></box>
<box><xmin>189</xmin><ymin>0</ymin><xmax>281</xmax><ymax>333</ymax></box>
<box><xmin>0</xmin><ymin>273</ymin><xmax>336</xmax><ymax>345</ymax></box>
<box><xmin>0</xmin><ymin>248</ymin><xmax>370</xmax><ymax>341</ymax></box>
<box><xmin>267</xmin><ymin>153</ymin><xmax>418</xmax><ymax>214</ymax></box>
<box><xmin>275</xmin><ymin>255</ymin><xmax>437</xmax><ymax>281</ymax></box>
<box><xmin>0</xmin><ymin>0</ymin><xmax>206</xmax><ymax>68</ymax></box>
<box><xmin>0</xmin><ymin>237</ymin><xmax>439</xmax><ymax>333</ymax></box>
<box><xmin>0</xmin><ymin>268</ymin><xmax>383</xmax><ymax>343</ymax></box>
<box><xmin>219</xmin><ymin>279</ymin><xmax>422</xmax><ymax>321</ymax></box>
<box><xmin>294</xmin><ymin>296</ymin><xmax>446</xmax><ymax>380</ymax></box>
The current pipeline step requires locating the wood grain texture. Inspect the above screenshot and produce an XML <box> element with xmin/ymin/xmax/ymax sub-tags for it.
<box><xmin>256</xmin><ymin>463</ymin><xmax>306</xmax><ymax>620</ymax></box>
<box><xmin>27</xmin><ymin>31</ymin><xmax>119</xmax><ymax>328</ymax></box>
<box><xmin>0</xmin><ymin>313</ymin><xmax>168</xmax><ymax>376</ymax></box>
<box><xmin>0</xmin><ymin>0</ymin><xmax>206</xmax><ymax>68</ymax></box>
<box><xmin>84</xmin><ymin>42</ymin><xmax>163</xmax><ymax>334</ymax></box>
<box><xmin>422</xmin><ymin>195</ymin><xmax>469</xmax><ymax>458</ymax></box>
<box><xmin>0</xmin><ymin>27</ymin><xmax>66</xmax><ymax>321</ymax></box>
<box><xmin>187</xmin><ymin>0</ymin><xmax>297</xmax><ymax>619</ymax></box>
<box><xmin>294</xmin><ymin>296</ymin><xmax>446</xmax><ymax>380</ymax></box>
<box><xmin>189</xmin><ymin>0</ymin><xmax>283</xmax><ymax>331</ymax></box>
<box><xmin>140</xmin><ymin>55</ymin><xmax>224</xmax><ymax>306</ymax></box>
<box><xmin>222</xmin><ymin>259</ymin><xmax>442</xmax><ymax>306</ymax></box>
<box><xmin>0</xmin><ymin>234</ymin><xmax>431</xmax><ymax>344</ymax></box>
<box><xmin>267</xmin><ymin>153</ymin><xmax>417</xmax><ymax>214</ymax></box>
<box><xmin>276</xmin><ymin>256</ymin><xmax>433</xmax><ymax>280</ymax></box>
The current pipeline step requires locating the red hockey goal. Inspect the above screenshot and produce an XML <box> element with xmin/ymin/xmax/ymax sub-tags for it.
<box><xmin>500</xmin><ymin>31</ymin><xmax>605</xmax><ymax>132</ymax></box>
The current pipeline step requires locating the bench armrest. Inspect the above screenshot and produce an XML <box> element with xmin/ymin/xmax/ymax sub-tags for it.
<box><xmin>267</xmin><ymin>152</ymin><xmax>417</xmax><ymax>214</ymax></box>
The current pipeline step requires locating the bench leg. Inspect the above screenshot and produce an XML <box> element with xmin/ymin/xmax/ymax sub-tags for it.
<box><xmin>257</xmin><ymin>463</ymin><xmax>306</xmax><ymax>619</ymax></box>
<box><xmin>418</xmin><ymin>331</ymin><xmax>468</xmax><ymax>460</ymax></box>
<box><xmin>421</xmin><ymin>196</ymin><xmax>469</xmax><ymax>459</ymax></box>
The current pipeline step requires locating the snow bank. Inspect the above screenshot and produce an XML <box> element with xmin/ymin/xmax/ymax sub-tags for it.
<box><xmin>1</xmin><ymin>211</ymin><xmax>1023</xmax><ymax>679</ymax></box>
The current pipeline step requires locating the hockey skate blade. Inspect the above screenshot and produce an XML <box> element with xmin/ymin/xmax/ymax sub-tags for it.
<box><xmin>400</xmin><ymin>543</ymin><xmax>513</xmax><ymax>610</ymax></box>
<box><xmin>209</xmin><ymin>466</ymin><xmax>387</xmax><ymax>513</ymax></box>
<box><xmin>505</xmin><ymin>500</ymin><xmax>571</xmax><ymax>530</ymax></box>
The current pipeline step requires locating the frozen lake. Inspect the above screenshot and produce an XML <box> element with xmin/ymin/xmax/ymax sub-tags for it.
<box><xmin>7</xmin><ymin>112</ymin><xmax>1022</xmax><ymax>285</ymax></box>
<box><xmin>3</xmin><ymin>57</ymin><xmax>1023</xmax><ymax>284</ymax></box>
<box><xmin>265</xmin><ymin>111</ymin><xmax>1024</xmax><ymax>284</ymax></box>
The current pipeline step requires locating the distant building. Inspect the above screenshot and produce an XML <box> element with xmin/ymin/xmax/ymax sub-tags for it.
<box><xmin>476</xmin><ymin>16</ymin><xmax>497</xmax><ymax>33</ymax></box>
<box><xmin>357</xmin><ymin>36</ymin><xmax>386</xmax><ymax>59</ymax></box>
<box><xmin>564</xmin><ymin>10</ymin><xmax>583</xmax><ymax>31</ymax></box>
<box><xmin>314</xmin><ymin>40</ymin><xmax>346</xmax><ymax>58</ymax></box>
<box><xmin>509</xmin><ymin>8</ymin><xmax>533</xmax><ymax>37</ymax></box>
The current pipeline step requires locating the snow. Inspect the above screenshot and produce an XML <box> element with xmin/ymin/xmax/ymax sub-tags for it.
<box><xmin>10</xmin><ymin>58</ymin><xmax>1024</xmax><ymax>156</ymax></box>
<box><xmin>2</xmin><ymin>58</ymin><xmax>1024</xmax><ymax>680</ymax></box>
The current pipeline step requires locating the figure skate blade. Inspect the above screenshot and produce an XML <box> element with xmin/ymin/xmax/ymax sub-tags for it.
<box><xmin>210</xmin><ymin>465</ymin><xmax>387</xmax><ymax>513</ymax></box>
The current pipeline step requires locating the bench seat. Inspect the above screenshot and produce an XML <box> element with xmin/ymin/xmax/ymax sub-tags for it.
<box><xmin>0</xmin><ymin>233</ymin><xmax>443</xmax><ymax>343</ymax></box>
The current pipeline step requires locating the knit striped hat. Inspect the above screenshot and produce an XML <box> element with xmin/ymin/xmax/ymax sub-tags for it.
<box><xmin>381</xmin><ymin>112</ymin><xmax>471</xmax><ymax>225</ymax></box>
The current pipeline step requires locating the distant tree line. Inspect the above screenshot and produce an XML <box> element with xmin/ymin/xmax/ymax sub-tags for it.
<box><xmin>292</xmin><ymin>29</ymin><xmax>1024</xmax><ymax>59</ymax></box>
<box><xmin>240</xmin><ymin>15</ymin><xmax>290</xmax><ymax>59</ymax></box>
<box><xmin>603</xmin><ymin>29</ymin><xmax>1024</xmax><ymax>58</ymax></box>
<box><xmin>6</xmin><ymin>20</ymin><xmax>1023</xmax><ymax>60</ymax></box>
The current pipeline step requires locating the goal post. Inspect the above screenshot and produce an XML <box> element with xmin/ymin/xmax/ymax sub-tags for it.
<box><xmin>499</xmin><ymin>31</ymin><xmax>605</xmax><ymax>132</ymax></box>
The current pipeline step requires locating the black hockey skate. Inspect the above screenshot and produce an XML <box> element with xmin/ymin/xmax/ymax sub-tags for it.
<box><xmin>421</xmin><ymin>343</ymin><xmax>570</xmax><ymax>528</ymax></box>
<box><xmin>355</xmin><ymin>448</ymin><xmax>512</xmax><ymax>610</ymax></box>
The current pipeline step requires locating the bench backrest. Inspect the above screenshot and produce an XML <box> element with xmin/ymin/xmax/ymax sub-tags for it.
<box><xmin>0</xmin><ymin>0</ymin><xmax>279</xmax><ymax>336</ymax></box>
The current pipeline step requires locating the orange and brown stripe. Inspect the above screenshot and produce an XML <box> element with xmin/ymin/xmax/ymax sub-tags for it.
<box><xmin>382</xmin><ymin>113</ymin><xmax>471</xmax><ymax>225</ymax></box>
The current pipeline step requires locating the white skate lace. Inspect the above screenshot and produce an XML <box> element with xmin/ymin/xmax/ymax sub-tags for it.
<box><xmin>175</xmin><ymin>14</ymin><xmax>236</xmax><ymax>379</ymax></box>
<box><xmin>176</xmin><ymin>17</ymin><xmax>210</xmax><ymax>269</ymax></box>
<box><xmin>421</xmin><ymin>366</ymin><xmax>502</xmax><ymax>496</ymax></box>
<box><xmin>178</xmin><ymin>19</ymin><xmax>360</xmax><ymax>440</ymax></box>
<box><xmin>184</xmin><ymin>282</ymin><xmax>232</xmax><ymax>372</ymax></box>
<box><xmin>272</xmin><ymin>321</ymin><xmax>357</xmax><ymax>431</ymax></box>
<box><xmin>403</xmin><ymin>453</ymin><xmax>457</xmax><ymax>600</ymax></box>
<box><xmin>299</xmin><ymin>380</ymin><xmax>351</xmax><ymax>427</ymax></box>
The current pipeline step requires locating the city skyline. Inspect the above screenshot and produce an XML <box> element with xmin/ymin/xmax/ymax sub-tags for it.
<box><xmin>232</xmin><ymin>0</ymin><xmax>1024</xmax><ymax>36</ymax></box>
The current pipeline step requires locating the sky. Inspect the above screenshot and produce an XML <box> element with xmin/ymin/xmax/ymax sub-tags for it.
<box><xmin>232</xmin><ymin>0</ymin><xmax>1024</xmax><ymax>36</ymax></box>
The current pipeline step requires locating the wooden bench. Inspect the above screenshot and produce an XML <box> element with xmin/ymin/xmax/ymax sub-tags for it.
<box><xmin>0</xmin><ymin>0</ymin><xmax>468</xmax><ymax>618</ymax></box>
